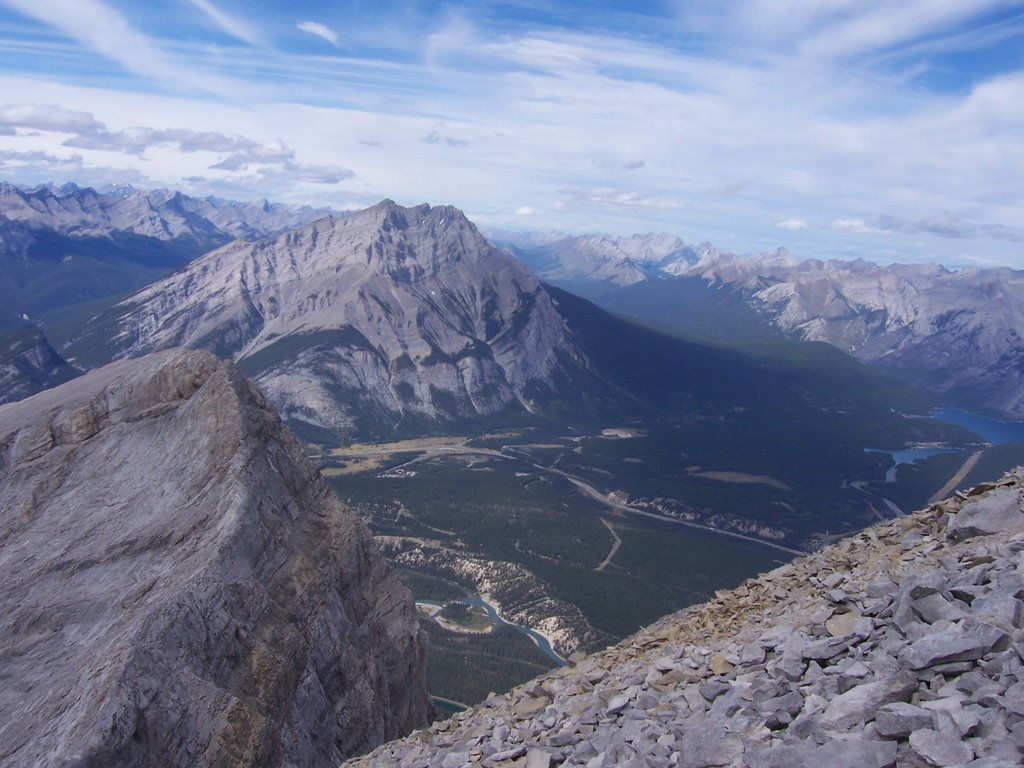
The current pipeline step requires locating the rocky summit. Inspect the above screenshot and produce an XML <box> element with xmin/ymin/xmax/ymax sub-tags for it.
<box><xmin>73</xmin><ymin>200</ymin><xmax>581</xmax><ymax>437</ymax></box>
<box><xmin>347</xmin><ymin>470</ymin><xmax>1024</xmax><ymax>768</ymax></box>
<box><xmin>0</xmin><ymin>349</ymin><xmax>430</xmax><ymax>767</ymax></box>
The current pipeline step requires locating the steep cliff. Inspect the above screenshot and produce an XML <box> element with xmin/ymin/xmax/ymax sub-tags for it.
<box><xmin>0</xmin><ymin>348</ymin><xmax>430</xmax><ymax>767</ymax></box>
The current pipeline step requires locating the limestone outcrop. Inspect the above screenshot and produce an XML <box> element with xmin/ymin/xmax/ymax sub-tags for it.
<box><xmin>0</xmin><ymin>348</ymin><xmax>430</xmax><ymax>767</ymax></box>
<box><xmin>347</xmin><ymin>470</ymin><xmax>1024</xmax><ymax>767</ymax></box>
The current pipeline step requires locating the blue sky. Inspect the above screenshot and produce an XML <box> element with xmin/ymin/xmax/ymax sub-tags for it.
<box><xmin>0</xmin><ymin>1</ymin><xmax>1022</xmax><ymax>267</ymax></box>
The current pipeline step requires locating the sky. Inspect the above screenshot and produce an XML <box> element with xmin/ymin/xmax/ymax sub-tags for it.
<box><xmin>0</xmin><ymin>1</ymin><xmax>1022</xmax><ymax>268</ymax></box>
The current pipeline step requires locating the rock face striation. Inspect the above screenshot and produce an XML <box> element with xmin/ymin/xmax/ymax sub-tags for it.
<box><xmin>73</xmin><ymin>201</ymin><xmax>583</xmax><ymax>437</ymax></box>
<box><xmin>347</xmin><ymin>470</ymin><xmax>1024</xmax><ymax>768</ymax></box>
<box><xmin>0</xmin><ymin>349</ymin><xmax>430</xmax><ymax>767</ymax></box>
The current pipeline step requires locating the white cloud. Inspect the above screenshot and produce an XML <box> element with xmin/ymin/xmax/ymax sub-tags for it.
<box><xmin>832</xmin><ymin>219</ymin><xmax>879</xmax><ymax>234</ymax></box>
<box><xmin>515</xmin><ymin>206</ymin><xmax>535</xmax><ymax>216</ymax></box>
<box><xmin>297</xmin><ymin>21</ymin><xmax>339</xmax><ymax>47</ymax></box>
<box><xmin>776</xmin><ymin>218</ymin><xmax>808</xmax><ymax>231</ymax></box>
<box><xmin>0</xmin><ymin>4</ymin><xmax>1022</xmax><ymax>266</ymax></box>
<box><xmin>0</xmin><ymin>103</ymin><xmax>104</xmax><ymax>134</ymax></box>
<box><xmin>561</xmin><ymin>187</ymin><xmax>687</xmax><ymax>211</ymax></box>
<box><xmin>799</xmin><ymin>1</ymin><xmax>1017</xmax><ymax>61</ymax></box>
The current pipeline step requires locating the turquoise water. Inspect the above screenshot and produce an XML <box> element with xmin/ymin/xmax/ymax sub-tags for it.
<box><xmin>934</xmin><ymin>407</ymin><xmax>1024</xmax><ymax>445</ymax></box>
<box><xmin>420</xmin><ymin>597</ymin><xmax>567</xmax><ymax>666</ymax></box>
<box><xmin>460</xmin><ymin>597</ymin><xmax>567</xmax><ymax>666</ymax></box>
<box><xmin>431</xmin><ymin>697</ymin><xmax>467</xmax><ymax>714</ymax></box>
<box><xmin>863</xmin><ymin>446</ymin><xmax>962</xmax><ymax>482</ymax></box>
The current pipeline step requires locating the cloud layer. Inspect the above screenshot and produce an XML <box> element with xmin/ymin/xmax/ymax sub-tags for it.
<box><xmin>0</xmin><ymin>0</ymin><xmax>1021</xmax><ymax>267</ymax></box>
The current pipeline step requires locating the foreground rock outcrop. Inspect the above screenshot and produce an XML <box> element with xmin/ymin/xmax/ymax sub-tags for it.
<box><xmin>348</xmin><ymin>471</ymin><xmax>1024</xmax><ymax>767</ymax></box>
<box><xmin>0</xmin><ymin>349</ymin><xmax>430</xmax><ymax>767</ymax></box>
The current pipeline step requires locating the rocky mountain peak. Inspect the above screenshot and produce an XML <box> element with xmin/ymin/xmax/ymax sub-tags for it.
<box><xmin>0</xmin><ymin>349</ymin><xmax>431</xmax><ymax>766</ymax></box>
<box><xmin>70</xmin><ymin>200</ymin><xmax>582</xmax><ymax>436</ymax></box>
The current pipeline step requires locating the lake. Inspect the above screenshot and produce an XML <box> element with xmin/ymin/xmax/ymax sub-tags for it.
<box><xmin>863</xmin><ymin>446</ymin><xmax>962</xmax><ymax>482</ymax></box>
<box><xmin>934</xmin><ymin>407</ymin><xmax>1024</xmax><ymax>445</ymax></box>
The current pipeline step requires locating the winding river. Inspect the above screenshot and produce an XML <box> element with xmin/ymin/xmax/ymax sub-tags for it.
<box><xmin>420</xmin><ymin>596</ymin><xmax>567</xmax><ymax>667</ymax></box>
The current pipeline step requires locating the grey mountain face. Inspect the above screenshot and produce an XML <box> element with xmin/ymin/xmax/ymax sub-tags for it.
<box><xmin>0</xmin><ymin>182</ymin><xmax>334</xmax><ymax>324</ymax></box>
<box><xmin>686</xmin><ymin>253</ymin><xmax>1024</xmax><ymax>420</ymax></box>
<box><xmin>0</xmin><ymin>321</ymin><xmax>78</xmax><ymax>405</ymax></box>
<box><xmin>76</xmin><ymin>201</ymin><xmax>583</xmax><ymax>437</ymax></box>
<box><xmin>0</xmin><ymin>348</ymin><xmax>430</xmax><ymax>767</ymax></box>
<box><xmin>508</xmin><ymin>231</ymin><xmax>1024</xmax><ymax>420</ymax></box>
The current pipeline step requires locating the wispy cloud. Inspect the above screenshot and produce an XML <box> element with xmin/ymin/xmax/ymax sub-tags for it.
<box><xmin>833</xmin><ymin>219</ymin><xmax>881</xmax><ymax>235</ymax></box>
<box><xmin>835</xmin><ymin>212</ymin><xmax>1020</xmax><ymax>242</ymax></box>
<box><xmin>0</xmin><ymin>101</ymin><xmax>353</xmax><ymax>189</ymax></box>
<box><xmin>0</xmin><ymin>0</ymin><xmax>172</xmax><ymax>81</ymax></box>
<box><xmin>0</xmin><ymin>2</ymin><xmax>1021</xmax><ymax>266</ymax></box>
<box><xmin>184</xmin><ymin>0</ymin><xmax>260</xmax><ymax>46</ymax></box>
<box><xmin>297</xmin><ymin>21</ymin><xmax>339</xmax><ymax>47</ymax></box>
<box><xmin>799</xmin><ymin>1</ymin><xmax>1017</xmax><ymax>61</ymax></box>
<box><xmin>421</xmin><ymin>128</ymin><xmax>468</xmax><ymax>147</ymax></box>
<box><xmin>65</xmin><ymin>127</ymin><xmax>262</xmax><ymax>157</ymax></box>
<box><xmin>0</xmin><ymin>148</ymin><xmax>150</xmax><ymax>185</ymax></box>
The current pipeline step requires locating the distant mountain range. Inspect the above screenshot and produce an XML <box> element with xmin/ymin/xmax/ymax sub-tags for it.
<box><xmin>493</xmin><ymin>230</ymin><xmax>698</xmax><ymax>297</ymax></box>
<box><xmin>493</xmin><ymin>231</ymin><xmax>1024</xmax><ymax>421</ymax></box>
<box><xmin>0</xmin><ymin>182</ymin><xmax>333</xmax><ymax>403</ymax></box>
<box><xmin>0</xmin><ymin>182</ymin><xmax>332</xmax><ymax>318</ymax></box>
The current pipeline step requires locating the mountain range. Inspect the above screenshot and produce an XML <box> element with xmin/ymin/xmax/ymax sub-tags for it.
<box><xmin>497</xmin><ymin>232</ymin><xmax>1024</xmax><ymax>421</ymax></box>
<box><xmin>0</xmin><ymin>182</ymin><xmax>331</xmax><ymax>319</ymax></box>
<box><xmin>54</xmin><ymin>198</ymin><xmax>947</xmax><ymax>461</ymax></box>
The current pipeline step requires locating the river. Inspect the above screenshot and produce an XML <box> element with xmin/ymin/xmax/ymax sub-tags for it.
<box><xmin>419</xmin><ymin>597</ymin><xmax>567</xmax><ymax>667</ymax></box>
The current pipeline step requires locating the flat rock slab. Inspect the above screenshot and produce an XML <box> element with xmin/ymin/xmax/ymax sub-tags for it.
<box><xmin>946</xmin><ymin>487</ymin><xmax>1023</xmax><ymax>541</ymax></box>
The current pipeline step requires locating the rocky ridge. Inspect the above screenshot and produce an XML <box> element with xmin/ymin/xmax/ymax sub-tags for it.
<box><xmin>347</xmin><ymin>470</ymin><xmax>1024</xmax><ymax>768</ymax></box>
<box><xmin>0</xmin><ymin>349</ymin><xmax>430</xmax><ymax>766</ymax></box>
